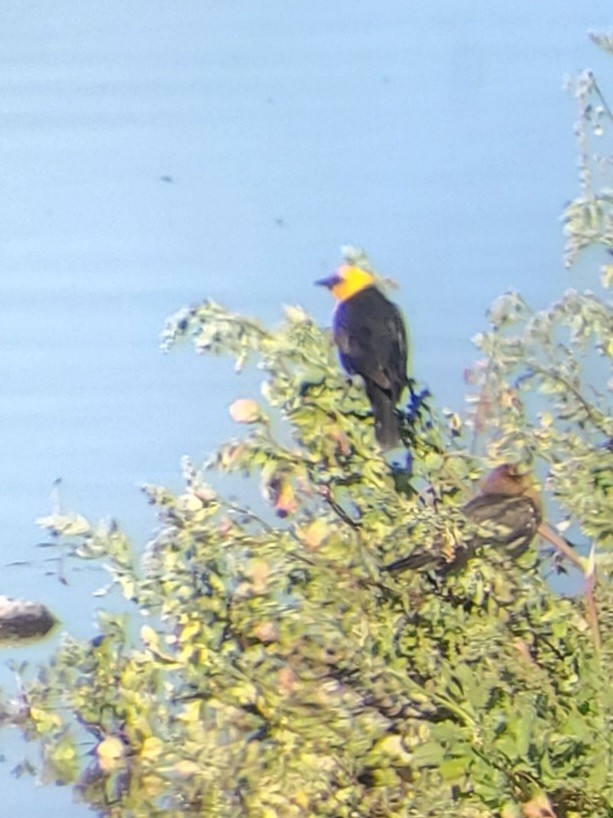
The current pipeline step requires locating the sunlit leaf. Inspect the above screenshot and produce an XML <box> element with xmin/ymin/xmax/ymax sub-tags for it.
<box><xmin>229</xmin><ymin>398</ymin><xmax>263</xmax><ymax>424</ymax></box>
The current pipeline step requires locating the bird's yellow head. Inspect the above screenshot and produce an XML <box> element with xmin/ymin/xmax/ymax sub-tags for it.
<box><xmin>315</xmin><ymin>265</ymin><xmax>375</xmax><ymax>303</ymax></box>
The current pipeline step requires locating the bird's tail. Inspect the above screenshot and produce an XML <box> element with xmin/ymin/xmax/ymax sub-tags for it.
<box><xmin>384</xmin><ymin>551</ymin><xmax>437</xmax><ymax>573</ymax></box>
<box><xmin>365</xmin><ymin>381</ymin><xmax>400</xmax><ymax>450</ymax></box>
<box><xmin>384</xmin><ymin>538</ymin><xmax>475</xmax><ymax>576</ymax></box>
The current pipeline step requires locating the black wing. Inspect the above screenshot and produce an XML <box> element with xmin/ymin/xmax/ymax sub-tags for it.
<box><xmin>463</xmin><ymin>494</ymin><xmax>541</xmax><ymax>558</ymax></box>
<box><xmin>334</xmin><ymin>288</ymin><xmax>407</xmax><ymax>400</ymax></box>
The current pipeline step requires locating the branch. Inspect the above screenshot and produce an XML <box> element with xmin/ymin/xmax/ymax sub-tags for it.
<box><xmin>537</xmin><ymin>523</ymin><xmax>584</xmax><ymax>570</ymax></box>
<box><xmin>538</xmin><ymin>523</ymin><xmax>602</xmax><ymax>651</ymax></box>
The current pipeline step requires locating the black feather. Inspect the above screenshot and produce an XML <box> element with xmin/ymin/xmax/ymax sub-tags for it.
<box><xmin>333</xmin><ymin>286</ymin><xmax>408</xmax><ymax>448</ymax></box>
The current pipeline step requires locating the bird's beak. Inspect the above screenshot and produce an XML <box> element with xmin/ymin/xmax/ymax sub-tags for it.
<box><xmin>314</xmin><ymin>274</ymin><xmax>341</xmax><ymax>289</ymax></box>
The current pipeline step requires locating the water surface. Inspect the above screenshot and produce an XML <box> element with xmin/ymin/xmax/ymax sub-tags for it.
<box><xmin>1</xmin><ymin>2</ymin><xmax>610</xmax><ymax>814</ymax></box>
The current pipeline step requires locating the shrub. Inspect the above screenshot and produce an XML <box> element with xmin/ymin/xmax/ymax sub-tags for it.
<box><xmin>3</xmin><ymin>37</ymin><xmax>611</xmax><ymax>818</ymax></box>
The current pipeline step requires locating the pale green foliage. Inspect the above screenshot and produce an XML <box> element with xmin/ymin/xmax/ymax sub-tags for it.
<box><xmin>469</xmin><ymin>288</ymin><xmax>612</xmax><ymax>548</ymax></box>
<box><xmin>2</xmin><ymin>41</ymin><xmax>612</xmax><ymax>818</ymax></box>
<box><xmin>589</xmin><ymin>31</ymin><xmax>613</xmax><ymax>57</ymax></box>
<box><xmin>562</xmin><ymin>63</ymin><xmax>613</xmax><ymax>268</ymax></box>
<box><xmin>12</xmin><ymin>289</ymin><xmax>611</xmax><ymax>817</ymax></box>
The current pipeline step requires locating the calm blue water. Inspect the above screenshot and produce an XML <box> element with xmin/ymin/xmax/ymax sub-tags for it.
<box><xmin>1</xmin><ymin>2</ymin><xmax>611</xmax><ymax>814</ymax></box>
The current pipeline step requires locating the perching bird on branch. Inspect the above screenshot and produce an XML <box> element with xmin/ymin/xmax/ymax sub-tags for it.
<box><xmin>385</xmin><ymin>463</ymin><xmax>598</xmax><ymax>647</ymax></box>
<box><xmin>385</xmin><ymin>465</ymin><xmax>544</xmax><ymax>576</ymax></box>
<box><xmin>315</xmin><ymin>265</ymin><xmax>408</xmax><ymax>450</ymax></box>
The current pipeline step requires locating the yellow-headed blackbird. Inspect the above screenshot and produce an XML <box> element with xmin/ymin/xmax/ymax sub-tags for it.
<box><xmin>316</xmin><ymin>265</ymin><xmax>408</xmax><ymax>449</ymax></box>
<box><xmin>386</xmin><ymin>465</ymin><xmax>543</xmax><ymax>575</ymax></box>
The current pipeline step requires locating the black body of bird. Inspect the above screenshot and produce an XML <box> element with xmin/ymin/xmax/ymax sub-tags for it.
<box><xmin>316</xmin><ymin>265</ymin><xmax>408</xmax><ymax>449</ymax></box>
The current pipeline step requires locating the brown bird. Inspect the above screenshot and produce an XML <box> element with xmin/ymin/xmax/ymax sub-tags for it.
<box><xmin>315</xmin><ymin>265</ymin><xmax>409</xmax><ymax>450</ymax></box>
<box><xmin>385</xmin><ymin>465</ymin><xmax>544</xmax><ymax>575</ymax></box>
<box><xmin>386</xmin><ymin>465</ymin><xmax>594</xmax><ymax>643</ymax></box>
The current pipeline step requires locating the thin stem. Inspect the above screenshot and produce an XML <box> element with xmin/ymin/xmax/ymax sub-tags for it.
<box><xmin>584</xmin><ymin>570</ymin><xmax>603</xmax><ymax>652</ymax></box>
<box><xmin>537</xmin><ymin>523</ymin><xmax>584</xmax><ymax>571</ymax></box>
<box><xmin>322</xmin><ymin>489</ymin><xmax>361</xmax><ymax>530</ymax></box>
<box><xmin>528</xmin><ymin>365</ymin><xmax>611</xmax><ymax>435</ymax></box>
<box><xmin>538</xmin><ymin>523</ymin><xmax>602</xmax><ymax>651</ymax></box>
<box><xmin>592</xmin><ymin>76</ymin><xmax>613</xmax><ymax>121</ymax></box>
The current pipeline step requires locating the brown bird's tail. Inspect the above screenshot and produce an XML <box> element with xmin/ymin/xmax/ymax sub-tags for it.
<box><xmin>364</xmin><ymin>380</ymin><xmax>400</xmax><ymax>450</ymax></box>
<box><xmin>385</xmin><ymin>550</ymin><xmax>442</xmax><ymax>574</ymax></box>
<box><xmin>385</xmin><ymin>538</ymin><xmax>474</xmax><ymax>576</ymax></box>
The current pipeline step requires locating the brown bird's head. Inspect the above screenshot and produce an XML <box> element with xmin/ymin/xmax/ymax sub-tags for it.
<box><xmin>479</xmin><ymin>464</ymin><xmax>543</xmax><ymax>514</ymax></box>
<box><xmin>315</xmin><ymin>265</ymin><xmax>375</xmax><ymax>303</ymax></box>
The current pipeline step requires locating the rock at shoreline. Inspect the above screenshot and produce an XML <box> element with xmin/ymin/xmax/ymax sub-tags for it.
<box><xmin>0</xmin><ymin>595</ymin><xmax>56</xmax><ymax>642</ymax></box>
